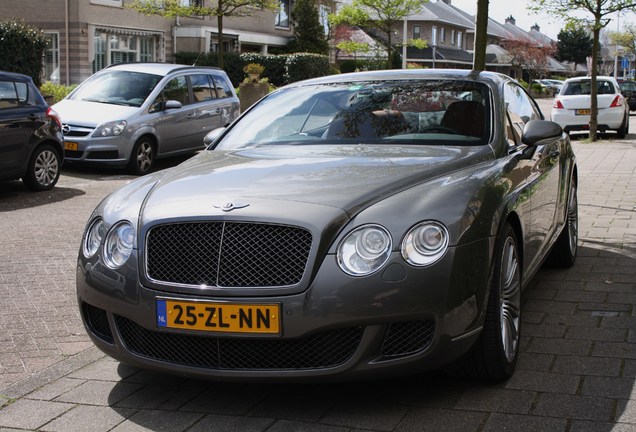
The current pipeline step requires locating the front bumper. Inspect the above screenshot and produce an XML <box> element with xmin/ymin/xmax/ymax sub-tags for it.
<box><xmin>63</xmin><ymin>132</ymin><xmax>131</xmax><ymax>167</ymax></box>
<box><xmin>76</xmin><ymin>238</ymin><xmax>493</xmax><ymax>381</ymax></box>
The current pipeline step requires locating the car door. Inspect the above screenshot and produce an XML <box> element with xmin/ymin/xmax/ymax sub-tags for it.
<box><xmin>0</xmin><ymin>79</ymin><xmax>41</xmax><ymax>178</ymax></box>
<box><xmin>149</xmin><ymin>75</ymin><xmax>200</xmax><ymax>156</ymax></box>
<box><xmin>188</xmin><ymin>73</ymin><xmax>224</xmax><ymax>142</ymax></box>
<box><xmin>504</xmin><ymin>83</ymin><xmax>562</xmax><ymax>271</ymax></box>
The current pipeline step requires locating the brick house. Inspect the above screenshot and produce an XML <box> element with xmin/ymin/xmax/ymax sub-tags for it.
<box><xmin>0</xmin><ymin>0</ymin><xmax>304</xmax><ymax>85</ymax></box>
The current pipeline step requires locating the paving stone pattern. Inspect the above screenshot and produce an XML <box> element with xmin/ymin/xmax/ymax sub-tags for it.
<box><xmin>0</xmin><ymin>134</ymin><xmax>635</xmax><ymax>431</ymax></box>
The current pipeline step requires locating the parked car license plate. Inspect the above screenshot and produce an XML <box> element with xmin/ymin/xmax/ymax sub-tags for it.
<box><xmin>156</xmin><ymin>299</ymin><xmax>280</xmax><ymax>334</ymax></box>
<box><xmin>575</xmin><ymin>109</ymin><xmax>590</xmax><ymax>115</ymax></box>
<box><xmin>64</xmin><ymin>141</ymin><xmax>78</xmax><ymax>151</ymax></box>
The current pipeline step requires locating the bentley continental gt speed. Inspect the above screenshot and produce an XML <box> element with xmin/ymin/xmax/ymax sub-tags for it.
<box><xmin>77</xmin><ymin>69</ymin><xmax>578</xmax><ymax>382</ymax></box>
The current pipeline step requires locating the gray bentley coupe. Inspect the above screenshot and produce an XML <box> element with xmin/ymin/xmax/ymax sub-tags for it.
<box><xmin>77</xmin><ymin>69</ymin><xmax>577</xmax><ymax>381</ymax></box>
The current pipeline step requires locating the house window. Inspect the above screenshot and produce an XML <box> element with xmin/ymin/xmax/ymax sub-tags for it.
<box><xmin>275</xmin><ymin>0</ymin><xmax>290</xmax><ymax>28</ymax></box>
<box><xmin>44</xmin><ymin>32</ymin><xmax>60</xmax><ymax>84</ymax></box>
<box><xmin>180</xmin><ymin>0</ymin><xmax>202</xmax><ymax>5</ymax></box>
<box><xmin>319</xmin><ymin>5</ymin><xmax>330</xmax><ymax>35</ymax></box>
<box><xmin>457</xmin><ymin>31</ymin><xmax>463</xmax><ymax>49</ymax></box>
<box><xmin>90</xmin><ymin>0</ymin><xmax>123</xmax><ymax>6</ymax></box>
<box><xmin>92</xmin><ymin>31</ymin><xmax>157</xmax><ymax>73</ymax></box>
<box><xmin>431</xmin><ymin>26</ymin><xmax>437</xmax><ymax>46</ymax></box>
<box><xmin>440</xmin><ymin>28</ymin><xmax>446</xmax><ymax>43</ymax></box>
<box><xmin>451</xmin><ymin>29</ymin><xmax>455</xmax><ymax>45</ymax></box>
<box><xmin>412</xmin><ymin>25</ymin><xmax>421</xmax><ymax>40</ymax></box>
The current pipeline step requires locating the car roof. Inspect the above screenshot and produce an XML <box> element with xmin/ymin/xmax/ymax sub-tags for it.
<box><xmin>0</xmin><ymin>70</ymin><xmax>34</xmax><ymax>82</ymax></box>
<box><xmin>103</xmin><ymin>62</ymin><xmax>223</xmax><ymax>76</ymax></box>
<box><xmin>564</xmin><ymin>76</ymin><xmax>617</xmax><ymax>83</ymax></box>
<box><xmin>286</xmin><ymin>68</ymin><xmax>512</xmax><ymax>88</ymax></box>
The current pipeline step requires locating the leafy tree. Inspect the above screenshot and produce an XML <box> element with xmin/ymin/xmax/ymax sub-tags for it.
<box><xmin>287</xmin><ymin>0</ymin><xmax>329</xmax><ymax>54</ymax></box>
<box><xmin>608</xmin><ymin>23</ymin><xmax>636</xmax><ymax>56</ymax></box>
<box><xmin>128</xmin><ymin>0</ymin><xmax>278</xmax><ymax>69</ymax></box>
<box><xmin>329</xmin><ymin>0</ymin><xmax>425</xmax><ymax>69</ymax></box>
<box><xmin>529</xmin><ymin>0</ymin><xmax>636</xmax><ymax>141</ymax></box>
<box><xmin>502</xmin><ymin>38</ymin><xmax>556</xmax><ymax>85</ymax></box>
<box><xmin>0</xmin><ymin>20</ymin><xmax>47</xmax><ymax>86</ymax></box>
<box><xmin>556</xmin><ymin>26</ymin><xmax>593</xmax><ymax>70</ymax></box>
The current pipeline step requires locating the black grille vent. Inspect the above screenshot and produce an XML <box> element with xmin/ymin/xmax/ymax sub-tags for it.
<box><xmin>146</xmin><ymin>222</ymin><xmax>312</xmax><ymax>287</ymax></box>
<box><xmin>115</xmin><ymin>315</ymin><xmax>362</xmax><ymax>370</ymax></box>
<box><xmin>381</xmin><ymin>320</ymin><xmax>435</xmax><ymax>357</ymax></box>
<box><xmin>82</xmin><ymin>303</ymin><xmax>113</xmax><ymax>343</ymax></box>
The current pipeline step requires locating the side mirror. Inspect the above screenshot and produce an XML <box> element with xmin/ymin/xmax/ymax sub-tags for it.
<box><xmin>203</xmin><ymin>127</ymin><xmax>226</xmax><ymax>146</ymax></box>
<box><xmin>164</xmin><ymin>100</ymin><xmax>182</xmax><ymax>110</ymax></box>
<box><xmin>521</xmin><ymin>119</ymin><xmax>563</xmax><ymax>146</ymax></box>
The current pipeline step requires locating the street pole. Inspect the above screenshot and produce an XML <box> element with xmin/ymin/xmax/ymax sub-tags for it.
<box><xmin>402</xmin><ymin>18</ymin><xmax>407</xmax><ymax>69</ymax></box>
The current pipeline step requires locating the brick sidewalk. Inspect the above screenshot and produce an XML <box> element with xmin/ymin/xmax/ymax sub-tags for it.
<box><xmin>1</xmin><ymin>141</ymin><xmax>635</xmax><ymax>431</ymax></box>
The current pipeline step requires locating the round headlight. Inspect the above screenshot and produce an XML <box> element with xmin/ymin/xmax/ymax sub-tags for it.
<box><xmin>337</xmin><ymin>224</ymin><xmax>392</xmax><ymax>276</ymax></box>
<box><xmin>401</xmin><ymin>221</ymin><xmax>449</xmax><ymax>266</ymax></box>
<box><xmin>83</xmin><ymin>218</ymin><xmax>105</xmax><ymax>258</ymax></box>
<box><xmin>103</xmin><ymin>222</ymin><xmax>135</xmax><ymax>269</ymax></box>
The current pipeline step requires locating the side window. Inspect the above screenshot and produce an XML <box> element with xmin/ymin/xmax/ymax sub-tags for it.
<box><xmin>210</xmin><ymin>74</ymin><xmax>233</xmax><ymax>99</ymax></box>
<box><xmin>0</xmin><ymin>81</ymin><xmax>18</xmax><ymax>109</ymax></box>
<box><xmin>190</xmin><ymin>74</ymin><xmax>215</xmax><ymax>102</ymax></box>
<box><xmin>504</xmin><ymin>83</ymin><xmax>541</xmax><ymax>140</ymax></box>
<box><xmin>163</xmin><ymin>76</ymin><xmax>189</xmax><ymax>105</ymax></box>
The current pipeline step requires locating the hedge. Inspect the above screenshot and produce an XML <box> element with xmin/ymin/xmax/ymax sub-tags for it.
<box><xmin>175</xmin><ymin>51</ymin><xmax>330</xmax><ymax>88</ymax></box>
<box><xmin>0</xmin><ymin>20</ymin><xmax>47</xmax><ymax>86</ymax></box>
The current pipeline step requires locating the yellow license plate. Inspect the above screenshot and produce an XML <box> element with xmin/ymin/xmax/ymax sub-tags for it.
<box><xmin>64</xmin><ymin>141</ymin><xmax>78</xmax><ymax>151</ymax></box>
<box><xmin>575</xmin><ymin>109</ymin><xmax>590</xmax><ymax>115</ymax></box>
<box><xmin>156</xmin><ymin>299</ymin><xmax>280</xmax><ymax>334</ymax></box>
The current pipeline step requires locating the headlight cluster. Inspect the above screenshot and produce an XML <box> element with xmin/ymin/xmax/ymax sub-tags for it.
<box><xmin>83</xmin><ymin>219</ymin><xmax>135</xmax><ymax>269</ymax></box>
<box><xmin>337</xmin><ymin>221</ymin><xmax>449</xmax><ymax>276</ymax></box>
<box><xmin>93</xmin><ymin>120</ymin><xmax>127</xmax><ymax>137</ymax></box>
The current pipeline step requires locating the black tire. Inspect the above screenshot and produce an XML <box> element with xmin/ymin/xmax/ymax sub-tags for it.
<box><xmin>127</xmin><ymin>136</ymin><xmax>154</xmax><ymax>176</ymax></box>
<box><xmin>450</xmin><ymin>223</ymin><xmax>521</xmax><ymax>380</ymax></box>
<box><xmin>545</xmin><ymin>178</ymin><xmax>578</xmax><ymax>267</ymax></box>
<box><xmin>23</xmin><ymin>144</ymin><xmax>61</xmax><ymax>191</ymax></box>
<box><xmin>617</xmin><ymin>116</ymin><xmax>628</xmax><ymax>139</ymax></box>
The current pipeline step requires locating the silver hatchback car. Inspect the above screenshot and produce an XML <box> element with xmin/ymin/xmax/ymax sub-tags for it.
<box><xmin>53</xmin><ymin>63</ymin><xmax>239</xmax><ymax>175</ymax></box>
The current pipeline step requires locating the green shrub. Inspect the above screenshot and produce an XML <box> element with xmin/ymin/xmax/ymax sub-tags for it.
<box><xmin>0</xmin><ymin>20</ymin><xmax>48</xmax><ymax>86</ymax></box>
<box><xmin>285</xmin><ymin>53</ymin><xmax>329</xmax><ymax>83</ymax></box>
<box><xmin>40</xmin><ymin>81</ymin><xmax>77</xmax><ymax>104</ymax></box>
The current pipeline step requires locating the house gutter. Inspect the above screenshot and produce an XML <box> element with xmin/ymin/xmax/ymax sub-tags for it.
<box><xmin>65</xmin><ymin>0</ymin><xmax>70</xmax><ymax>85</ymax></box>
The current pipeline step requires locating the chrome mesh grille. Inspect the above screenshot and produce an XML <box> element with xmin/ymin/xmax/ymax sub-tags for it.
<box><xmin>146</xmin><ymin>222</ymin><xmax>312</xmax><ymax>287</ymax></box>
<box><xmin>380</xmin><ymin>320</ymin><xmax>435</xmax><ymax>357</ymax></box>
<box><xmin>115</xmin><ymin>315</ymin><xmax>362</xmax><ymax>370</ymax></box>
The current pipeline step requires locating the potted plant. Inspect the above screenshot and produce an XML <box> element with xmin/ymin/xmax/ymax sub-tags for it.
<box><xmin>243</xmin><ymin>63</ymin><xmax>265</xmax><ymax>83</ymax></box>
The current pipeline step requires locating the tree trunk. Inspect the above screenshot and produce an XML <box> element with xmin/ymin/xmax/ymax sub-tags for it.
<box><xmin>590</xmin><ymin>25</ymin><xmax>600</xmax><ymax>141</ymax></box>
<box><xmin>386</xmin><ymin>27</ymin><xmax>393</xmax><ymax>69</ymax></box>
<box><xmin>217</xmin><ymin>11</ymin><xmax>225</xmax><ymax>69</ymax></box>
<box><xmin>473</xmin><ymin>0</ymin><xmax>489</xmax><ymax>71</ymax></box>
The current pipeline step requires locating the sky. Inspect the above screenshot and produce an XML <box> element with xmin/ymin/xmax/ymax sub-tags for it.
<box><xmin>449</xmin><ymin>0</ymin><xmax>565</xmax><ymax>40</ymax></box>
<box><xmin>449</xmin><ymin>0</ymin><xmax>636</xmax><ymax>41</ymax></box>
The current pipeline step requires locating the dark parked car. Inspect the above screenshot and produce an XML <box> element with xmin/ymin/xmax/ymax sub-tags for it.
<box><xmin>618</xmin><ymin>79</ymin><xmax>636</xmax><ymax>111</ymax></box>
<box><xmin>77</xmin><ymin>70</ymin><xmax>577</xmax><ymax>381</ymax></box>
<box><xmin>0</xmin><ymin>71</ymin><xmax>64</xmax><ymax>191</ymax></box>
<box><xmin>53</xmin><ymin>63</ymin><xmax>239</xmax><ymax>175</ymax></box>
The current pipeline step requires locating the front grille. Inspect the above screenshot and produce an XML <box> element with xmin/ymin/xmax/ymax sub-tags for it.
<box><xmin>86</xmin><ymin>150</ymin><xmax>119</xmax><ymax>160</ymax></box>
<box><xmin>381</xmin><ymin>320</ymin><xmax>435</xmax><ymax>357</ymax></box>
<box><xmin>64</xmin><ymin>150</ymin><xmax>84</xmax><ymax>159</ymax></box>
<box><xmin>146</xmin><ymin>222</ymin><xmax>312</xmax><ymax>287</ymax></box>
<box><xmin>115</xmin><ymin>315</ymin><xmax>362</xmax><ymax>370</ymax></box>
<box><xmin>82</xmin><ymin>303</ymin><xmax>114</xmax><ymax>343</ymax></box>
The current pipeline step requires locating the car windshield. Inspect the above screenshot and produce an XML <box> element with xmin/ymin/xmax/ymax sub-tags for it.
<box><xmin>215</xmin><ymin>79</ymin><xmax>491</xmax><ymax>150</ymax></box>
<box><xmin>620</xmin><ymin>81</ymin><xmax>636</xmax><ymax>91</ymax></box>
<box><xmin>70</xmin><ymin>70</ymin><xmax>162</xmax><ymax>107</ymax></box>
<box><xmin>563</xmin><ymin>80</ymin><xmax>615</xmax><ymax>96</ymax></box>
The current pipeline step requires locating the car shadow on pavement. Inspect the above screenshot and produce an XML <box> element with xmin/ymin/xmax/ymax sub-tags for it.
<box><xmin>92</xmin><ymin>245</ymin><xmax>636</xmax><ymax>431</ymax></box>
<box><xmin>0</xmin><ymin>182</ymin><xmax>85</xmax><ymax>212</ymax></box>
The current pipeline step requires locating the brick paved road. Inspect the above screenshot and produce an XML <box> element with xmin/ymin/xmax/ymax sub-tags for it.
<box><xmin>1</xmin><ymin>106</ymin><xmax>635</xmax><ymax>430</ymax></box>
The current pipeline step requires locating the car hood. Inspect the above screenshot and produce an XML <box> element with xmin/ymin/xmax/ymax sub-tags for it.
<box><xmin>139</xmin><ymin>144</ymin><xmax>493</xmax><ymax>223</ymax></box>
<box><xmin>52</xmin><ymin>99</ymin><xmax>138</xmax><ymax>126</ymax></box>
